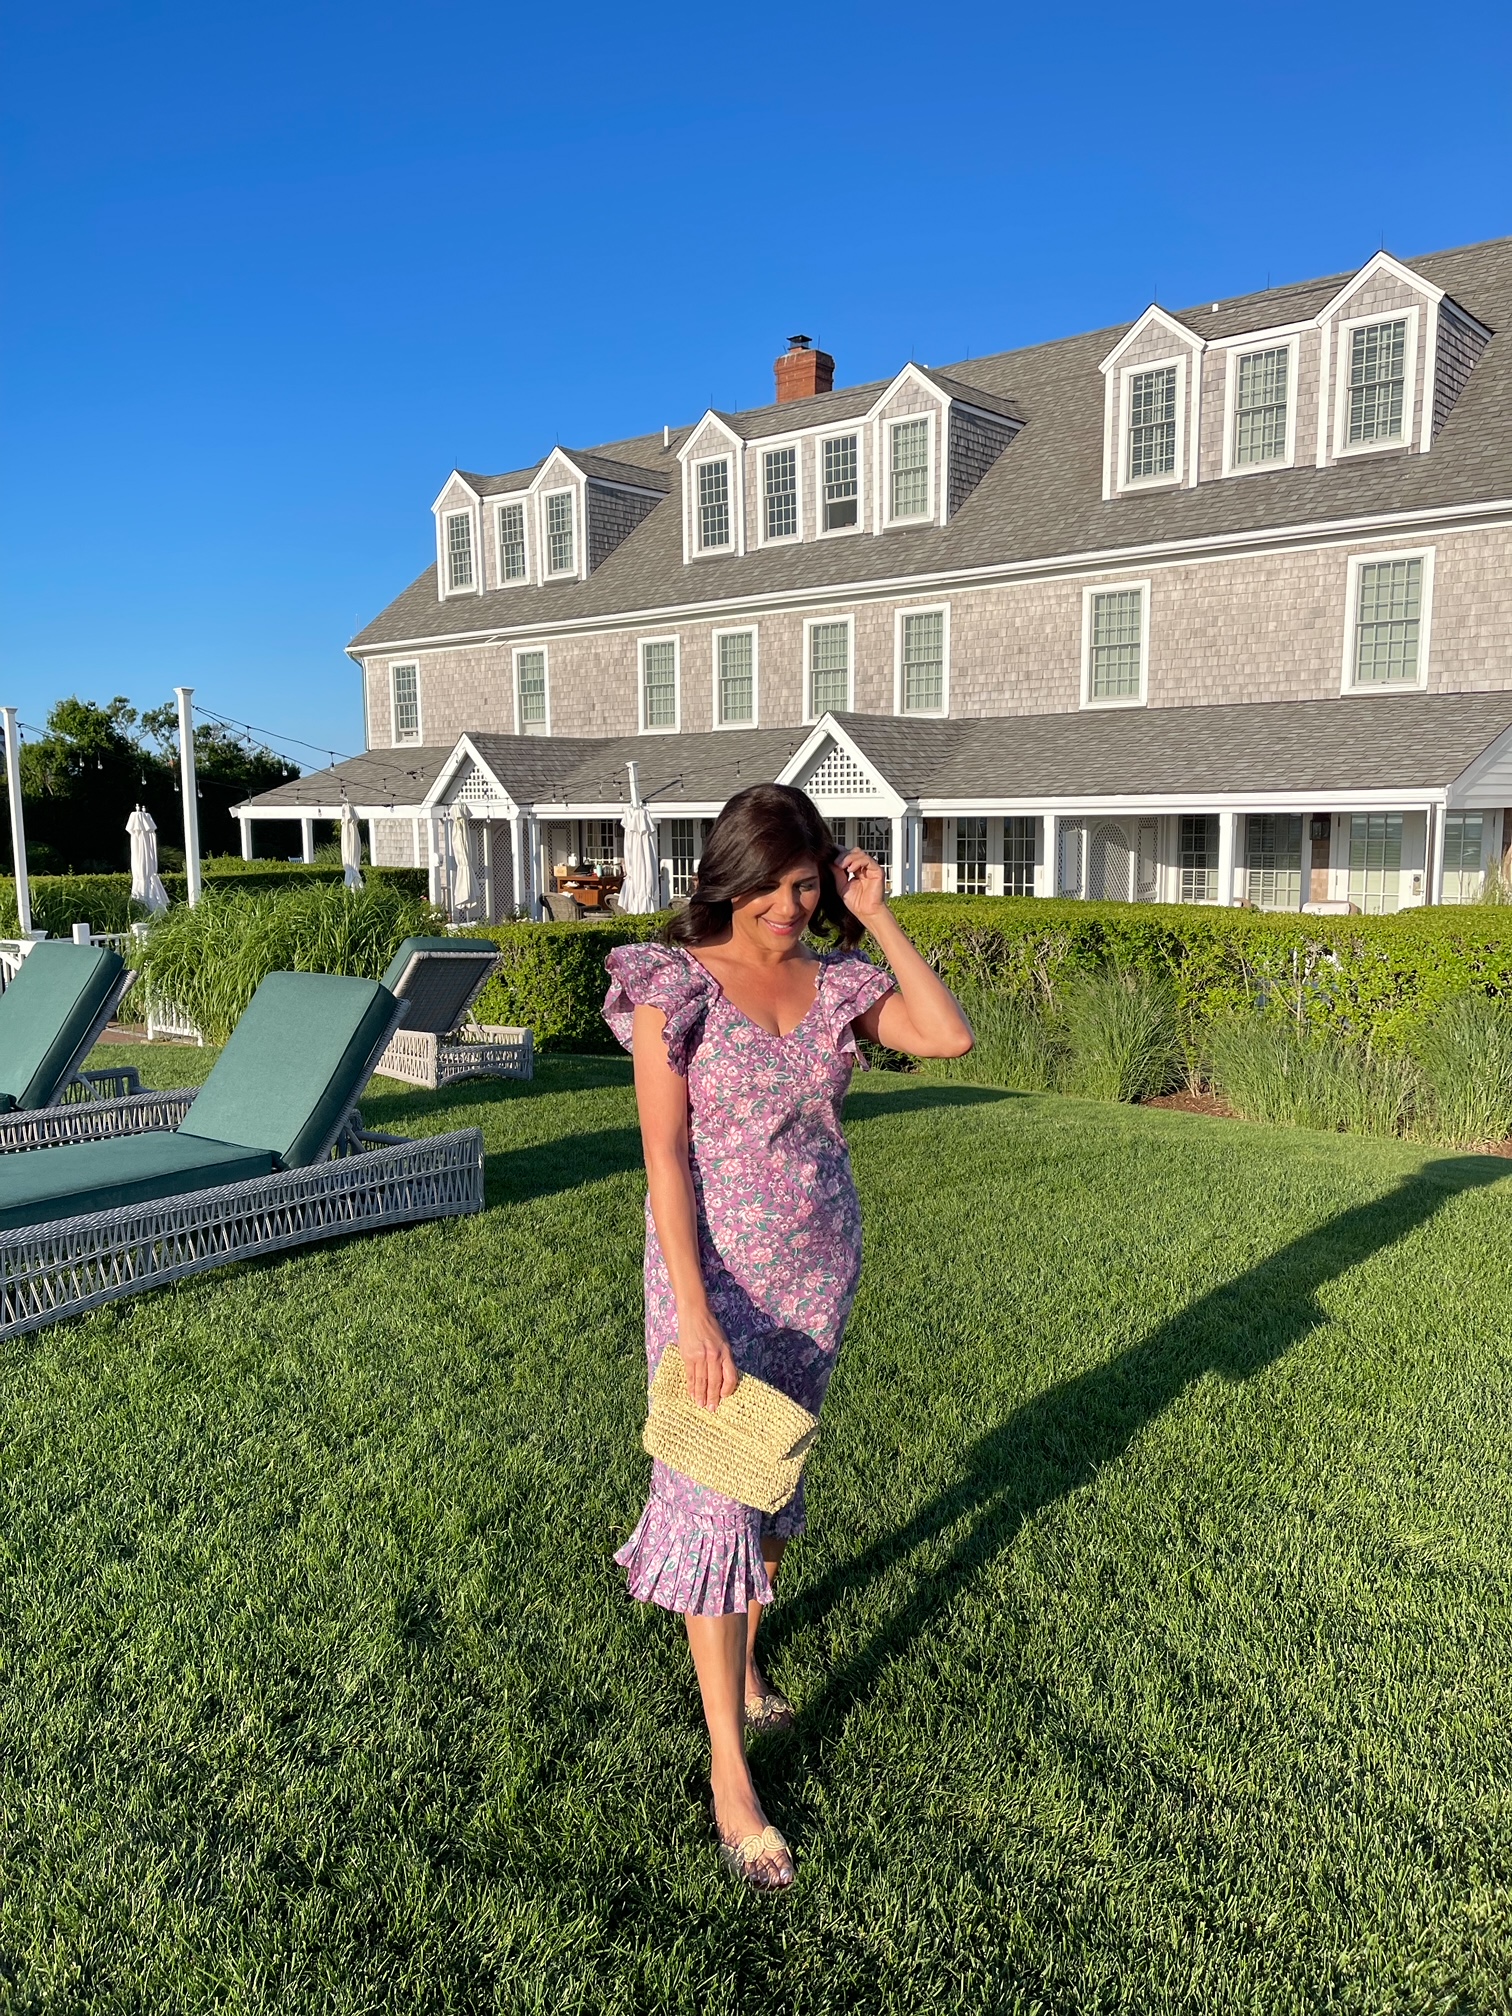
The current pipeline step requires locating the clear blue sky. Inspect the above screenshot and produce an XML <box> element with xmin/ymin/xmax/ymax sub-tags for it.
<box><xmin>3</xmin><ymin>0</ymin><xmax>1509</xmax><ymax>769</ymax></box>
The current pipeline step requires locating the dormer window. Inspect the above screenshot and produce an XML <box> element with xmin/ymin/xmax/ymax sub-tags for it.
<box><xmin>889</xmin><ymin>419</ymin><xmax>931</xmax><ymax>521</ymax></box>
<box><xmin>545</xmin><ymin>491</ymin><xmax>575</xmax><ymax>575</ymax></box>
<box><xmin>1348</xmin><ymin>320</ymin><xmax>1407</xmax><ymax>444</ymax></box>
<box><xmin>1234</xmin><ymin>347</ymin><xmax>1290</xmax><ymax>465</ymax></box>
<box><xmin>821</xmin><ymin>435</ymin><xmax>859</xmax><ymax>531</ymax></box>
<box><xmin>696</xmin><ymin>459</ymin><xmax>731</xmax><ymax>551</ymax></box>
<box><xmin>1128</xmin><ymin>367</ymin><xmax>1178</xmax><ymax>480</ymax></box>
<box><xmin>497</xmin><ymin>502</ymin><xmax>526</xmax><ymax>582</ymax></box>
<box><xmin>444</xmin><ymin>511</ymin><xmax>475</xmax><ymax>590</ymax></box>
<box><xmin>763</xmin><ymin>447</ymin><xmax>798</xmax><ymax>540</ymax></box>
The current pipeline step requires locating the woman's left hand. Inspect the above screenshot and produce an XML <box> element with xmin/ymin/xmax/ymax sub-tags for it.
<box><xmin>836</xmin><ymin>847</ymin><xmax>888</xmax><ymax>922</ymax></box>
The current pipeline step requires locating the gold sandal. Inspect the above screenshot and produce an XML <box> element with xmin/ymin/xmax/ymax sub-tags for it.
<box><xmin>744</xmin><ymin>1690</ymin><xmax>796</xmax><ymax>1733</ymax></box>
<box><xmin>717</xmin><ymin>1823</ymin><xmax>795</xmax><ymax>1891</ymax></box>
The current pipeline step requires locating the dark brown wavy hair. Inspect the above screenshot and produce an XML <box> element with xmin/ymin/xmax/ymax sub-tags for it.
<box><xmin>663</xmin><ymin>782</ymin><xmax>864</xmax><ymax>950</ymax></box>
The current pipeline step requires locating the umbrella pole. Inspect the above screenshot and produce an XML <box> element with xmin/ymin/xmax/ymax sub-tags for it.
<box><xmin>175</xmin><ymin>686</ymin><xmax>202</xmax><ymax>907</ymax></box>
<box><xmin>1</xmin><ymin>708</ymin><xmax>31</xmax><ymax>937</ymax></box>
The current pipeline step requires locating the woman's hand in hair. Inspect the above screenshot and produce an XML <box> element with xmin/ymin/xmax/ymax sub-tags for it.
<box><xmin>677</xmin><ymin>1308</ymin><xmax>740</xmax><ymax>1412</ymax></box>
<box><xmin>836</xmin><ymin>847</ymin><xmax>889</xmax><ymax>922</ymax></box>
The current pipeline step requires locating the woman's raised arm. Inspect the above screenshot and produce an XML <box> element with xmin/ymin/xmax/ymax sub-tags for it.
<box><xmin>836</xmin><ymin>850</ymin><xmax>974</xmax><ymax>1060</ymax></box>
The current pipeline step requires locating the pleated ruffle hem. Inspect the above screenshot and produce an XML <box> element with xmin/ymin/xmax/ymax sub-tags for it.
<box><xmin>614</xmin><ymin>1487</ymin><xmax>774</xmax><ymax>1617</ymax></box>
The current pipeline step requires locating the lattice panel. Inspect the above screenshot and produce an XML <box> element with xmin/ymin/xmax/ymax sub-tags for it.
<box><xmin>449</xmin><ymin>759</ymin><xmax>500</xmax><ymax>808</ymax></box>
<box><xmin>803</xmin><ymin>744</ymin><xmax>877</xmax><ymax>799</ymax></box>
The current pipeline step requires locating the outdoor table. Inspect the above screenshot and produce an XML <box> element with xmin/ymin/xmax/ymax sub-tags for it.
<box><xmin>555</xmin><ymin>872</ymin><xmax>623</xmax><ymax>911</ymax></box>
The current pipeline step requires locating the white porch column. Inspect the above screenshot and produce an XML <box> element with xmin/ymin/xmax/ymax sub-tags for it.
<box><xmin>509</xmin><ymin>813</ymin><xmax>526</xmax><ymax>914</ymax></box>
<box><xmin>238</xmin><ymin>815</ymin><xmax>253</xmax><ymax>861</ymax></box>
<box><xmin>300</xmin><ymin>817</ymin><xmax>316</xmax><ymax>866</ymax></box>
<box><xmin>1036</xmin><ymin>813</ymin><xmax>1054</xmax><ymax>897</ymax></box>
<box><xmin>889</xmin><ymin>813</ymin><xmax>905</xmax><ymax>897</ymax></box>
<box><xmin>1428</xmin><ymin>801</ymin><xmax>1448</xmax><ymax>907</ymax></box>
<box><xmin>364</xmin><ymin>819</ymin><xmax>376</xmax><ymax>871</ymax></box>
<box><xmin>1217</xmin><ymin>812</ymin><xmax>1240</xmax><ymax>906</ymax></box>
<box><xmin>175</xmin><ymin>686</ymin><xmax>202</xmax><ymax>907</ymax></box>
<box><xmin>411</xmin><ymin>817</ymin><xmax>422</xmax><ymax>869</ymax></box>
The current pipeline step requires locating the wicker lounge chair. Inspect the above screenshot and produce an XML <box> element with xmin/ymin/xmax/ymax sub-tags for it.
<box><xmin>0</xmin><ymin>941</ymin><xmax>142</xmax><ymax>1140</ymax></box>
<box><xmin>371</xmin><ymin>937</ymin><xmax>532</xmax><ymax>1090</ymax></box>
<box><xmin>0</xmin><ymin>970</ymin><xmax>483</xmax><ymax>1342</ymax></box>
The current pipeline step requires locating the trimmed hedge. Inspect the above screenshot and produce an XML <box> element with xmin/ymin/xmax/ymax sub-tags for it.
<box><xmin>452</xmin><ymin>896</ymin><xmax>1512</xmax><ymax>1057</ymax></box>
<box><xmin>0</xmin><ymin>865</ymin><xmax>428</xmax><ymax>937</ymax></box>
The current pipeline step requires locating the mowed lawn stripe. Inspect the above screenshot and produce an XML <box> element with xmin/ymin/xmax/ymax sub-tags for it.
<box><xmin>0</xmin><ymin>1047</ymin><xmax>1507</xmax><ymax>2012</ymax></box>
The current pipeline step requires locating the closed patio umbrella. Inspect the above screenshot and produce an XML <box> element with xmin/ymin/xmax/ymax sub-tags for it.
<box><xmin>450</xmin><ymin>800</ymin><xmax>475</xmax><ymax>914</ymax></box>
<box><xmin>127</xmin><ymin>805</ymin><xmax>169</xmax><ymax>914</ymax></box>
<box><xmin>340</xmin><ymin>800</ymin><xmax>364</xmax><ymax>891</ymax></box>
<box><xmin>618</xmin><ymin>762</ymin><xmax>661</xmax><ymax>915</ymax></box>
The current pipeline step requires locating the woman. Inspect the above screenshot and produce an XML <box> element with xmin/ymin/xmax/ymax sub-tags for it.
<box><xmin>603</xmin><ymin>782</ymin><xmax>972</xmax><ymax>1890</ymax></box>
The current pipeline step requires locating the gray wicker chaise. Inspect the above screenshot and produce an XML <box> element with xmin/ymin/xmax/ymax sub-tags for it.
<box><xmin>0</xmin><ymin>969</ymin><xmax>484</xmax><ymax>1342</ymax></box>
<box><xmin>0</xmin><ymin>940</ymin><xmax>143</xmax><ymax>1140</ymax></box>
<box><xmin>371</xmin><ymin>937</ymin><xmax>533</xmax><ymax>1090</ymax></box>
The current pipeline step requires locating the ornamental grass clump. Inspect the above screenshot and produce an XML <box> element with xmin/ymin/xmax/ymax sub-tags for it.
<box><xmin>1206</xmin><ymin>1010</ymin><xmax>1419</xmax><ymax>1138</ymax></box>
<box><xmin>131</xmin><ymin>881</ymin><xmax>440</xmax><ymax>1044</ymax></box>
<box><xmin>1412</xmin><ymin>993</ymin><xmax>1512</xmax><ymax>1147</ymax></box>
<box><xmin>935</xmin><ymin>985</ymin><xmax>1063</xmax><ymax>1092</ymax></box>
<box><xmin>1060</xmin><ymin>968</ymin><xmax>1181</xmax><ymax>1104</ymax></box>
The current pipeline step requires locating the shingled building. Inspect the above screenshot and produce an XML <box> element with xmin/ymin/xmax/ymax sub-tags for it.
<box><xmin>238</xmin><ymin>239</ymin><xmax>1512</xmax><ymax>917</ymax></box>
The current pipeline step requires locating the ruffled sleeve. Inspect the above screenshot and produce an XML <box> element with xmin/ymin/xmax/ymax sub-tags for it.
<box><xmin>822</xmin><ymin>951</ymin><xmax>897</xmax><ymax>1069</ymax></box>
<box><xmin>603</xmin><ymin>944</ymin><xmax>715</xmax><ymax>1076</ymax></box>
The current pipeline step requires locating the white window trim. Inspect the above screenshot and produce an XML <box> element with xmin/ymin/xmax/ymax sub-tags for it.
<box><xmin>756</xmin><ymin>440</ymin><xmax>804</xmax><ymax>547</ymax></box>
<box><xmin>1330</xmin><ymin>305</ymin><xmax>1421</xmax><ymax>462</ymax></box>
<box><xmin>438</xmin><ymin>505</ymin><xmax>480</xmax><ymax>597</ymax></box>
<box><xmin>1339</xmin><ymin>546</ymin><xmax>1435</xmax><ymax>696</ymax></box>
<box><xmin>1080</xmin><ymin>580</ymin><xmax>1151</xmax><ymax>710</ymax></box>
<box><xmin>892</xmin><ymin>604</ymin><xmax>950</xmax><ymax>717</ymax></box>
<box><xmin>493</xmin><ymin>498</ymin><xmax>530</xmax><ymax>588</ymax></box>
<box><xmin>511</xmin><ymin>645</ymin><xmax>551</xmax><ymax>736</ymax></box>
<box><xmin>539</xmin><ymin>486</ymin><xmax>581</xmax><ymax>580</ymax></box>
<box><xmin>692</xmin><ymin>453</ymin><xmax>736</xmax><ymax>556</ymax></box>
<box><xmin>803</xmin><ymin>613</ymin><xmax>855</xmax><ymax>720</ymax></box>
<box><xmin>638</xmin><ymin>635</ymin><xmax>682</xmax><ymax>734</ymax></box>
<box><xmin>881</xmin><ymin>411</ymin><xmax>938</xmax><ymax>529</ymax></box>
<box><xmin>1117</xmin><ymin>356</ymin><xmax>1187</xmax><ymax>494</ymax></box>
<box><xmin>710</xmin><ymin>626</ymin><xmax>759</xmax><ymax>730</ymax></box>
<box><xmin>389</xmin><ymin>661</ymin><xmax>422</xmax><ymax>747</ymax></box>
<box><xmin>815</xmin><ymin>431</ymin><xmax>865</xmax><ymax>540</ymax></box>
<box><xmin>1220</xmin><ymin>334</ymin><xmax>1301</xmax><ymax>478</ymax></box>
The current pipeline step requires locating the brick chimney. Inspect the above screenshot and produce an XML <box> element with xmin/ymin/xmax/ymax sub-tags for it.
<box><xmin>774</xmin><ymin>334</ymin><xmax>835</xmax><ymax>404</ymax></box>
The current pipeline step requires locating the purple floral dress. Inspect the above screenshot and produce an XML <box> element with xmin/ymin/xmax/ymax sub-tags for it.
<box><xmin>603</xmin><ymin>942</ymin><xmax>896</xmax><ymax>1617</ymax></box>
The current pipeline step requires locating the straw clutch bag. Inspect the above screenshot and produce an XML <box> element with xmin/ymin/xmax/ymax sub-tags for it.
<box><xmin>642</xmin><ymin>1347</ymin><xmax>819</xmax><ymax>1515</ymax></box>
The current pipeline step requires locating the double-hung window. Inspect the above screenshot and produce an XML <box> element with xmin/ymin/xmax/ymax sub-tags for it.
<box><xmin>445</xmin><ymin>512</ymin><xmax>474</xmax><ymax>590</ymax></box>
<box><xmin>822</xmin><ymin>435</ymin><xmax>859</xmax><ymax>531</ymax></box>
<box><xmin>955</xmin><ymin>818</ymin><xmax>989</xmax><ymax>896</ymax></box>
<box><xmin>716</xmin><ymin>631</ymin><xmax>754</xmax><ymax>726</ymax></box>
<box><xmin>899</xmin><ymin>610</ymin><xmax>945</xmax><ymax>713</ymax></box>
<box><xmin>856</xmin><ymin>817</ymin><xmax>892</xmax><ymax>887</ymax></box>
<box><xmin>1003</xmin><ymin>817</ymin><xmax>1037</xmax><ymax>898</ymax></box>
<box><xmin>697</xmin><ymin>459</ymin><xmax>731</xmax><ymax>551</ymax></box>
<box><xmin>808</xmin><ymin>620</ymin><xmax>851</xmax><ymax>715</ymax></box>
<box><xmin>497</xmin><ymin>502</ymin><xmax>526</xmax><ymax>582</ymax></box>
<box><xmin>1442</xmin><ymin>813</ymin><xmax>1485</xmax><ymax>903</ymax></box>
<box><xmin>391</xmin><ymin>663</ymin><xmax>420</xmax><ymax>745</ymax></box>
<box><xmin>1347</xmin><ymin>812</ymin><xmax>1404</xmax><ymax>914</ymax></box>
<box><xmin>1347</xmin><ymin>320</ymin><xmax>1407</xmax><ymax>444</ymax></box>
<box><xmin>1351</xmin><ymin>555</ymin><xmax>1427</xmax><ymax>687</ymax></box>
<box><xmin>515</xmin><ymin>650</ymin><xmax>547</xmax><ymax>735</ymax></box>
<box><xmin>763</xmin><ymin>447</ymin><xmax>798</xmax><ymax>540</ymax></box>
<box><xmin>641</xmin><ymin>639</ymin><xmax>679</xmax><ymax>731</ymax></box>
<box><xmin>1127</xmin><ymin>366</ymin><xmax>1178</xmax><ymax>479</ymax></box>
<box><xmin>1085</xmin><ymin>586</ymin><xmax>1146</xmax><ymax>704</ymax></box>
<box><xmin>1178</xmin><ymin>815</ymin><xmax>1218</xmax><ymax>903</ymax></box>
<box><xmin>1233</xmin><ymin>346</ymin><xmax>1290</xmax><ymax>466</ymax></box>
<box><xmin>889</xmin><ymin>419</ymin><xmax>930</xmax><ymax>520</ymax></box>
<box><xmin>545</xmin><ymin>492</ymin><xmax>575</xmax><ymax>575</ymax></box>
<box><xmin>1245</xmin><ymin>815</ymin><xmax>1303</xmax><ymax>911</ymax></box>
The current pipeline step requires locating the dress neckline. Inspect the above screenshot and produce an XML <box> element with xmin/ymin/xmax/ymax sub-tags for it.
<box><xmin>681</xmin><ymin>944</ymin><xmax>827</xmax><ymax>1041</ymax></box>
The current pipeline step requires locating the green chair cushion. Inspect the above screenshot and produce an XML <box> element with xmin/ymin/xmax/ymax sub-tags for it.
<box><xmin>380</xmin><ymin>937</ymin><xmax>500</xmax><ymax>1037</ymax></box>
<box><xmin>177</xmin><ymin>971</ymin><xmax>399</xmax><ymax>1167</ymax></box>
<box><xmin>0</xmin><ymin>941</ymin><xmax>126</xmax><ymax>1111</ymax></box>
<box><xmin>0</xmin><ymin>1132</ymin><xmax>278</xmax><ymax>1233</ymax></box>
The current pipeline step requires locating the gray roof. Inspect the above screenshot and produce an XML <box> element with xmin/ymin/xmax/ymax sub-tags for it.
<box><xmin>352</xmin><ymin>236</ymin><xmax>1512</xmax><ymax>657</ymax></box>
<box><xmin>459</xmin><ymin>448</ymin><xmax>675</xmax><ymax>499</ymax></box>
<box><xmin>240</xmin><ymin>694</ymin><xmax>1512</xmax><ymax>816</ymax></box>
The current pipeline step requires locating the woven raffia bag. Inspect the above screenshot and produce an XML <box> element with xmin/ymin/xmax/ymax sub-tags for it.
<box><xmin>642</xmin><ymin>1347</ymin><xmax>819</xmax><ymax>1514</ymax></box>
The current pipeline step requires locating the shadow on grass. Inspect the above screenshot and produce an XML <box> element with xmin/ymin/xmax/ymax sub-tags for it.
<box><xmin>767</xmin><ymin>1154</ymin><xmax>1510</xmax><ymax>1754</ymax></box>
<box><xmin>484</xmin><ymin>1127</ymin><xmax>648</xmax><ymax>1207</ymax></box>
<box><xmin>843</xmin><ymin>1082</ymin><xmax>1016</xmax><ymax>1123</ymax></box>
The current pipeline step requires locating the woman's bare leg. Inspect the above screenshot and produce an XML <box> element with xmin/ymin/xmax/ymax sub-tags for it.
<box><xmin>684</xmin><ymin>1611</ymin><xmax>791</xmax><ymax>1884</ymax></box>
<box><xmin>745</xmin><ymin>1537</ymin><xmax>786</xmax><ymax>1701</ymax></box>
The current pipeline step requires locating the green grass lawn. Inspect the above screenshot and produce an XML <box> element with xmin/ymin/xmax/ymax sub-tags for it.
<box><xmin>1</xmin><ymin>1046</ymin><xmax>1510</xmax><ymax>2013</ymax></box>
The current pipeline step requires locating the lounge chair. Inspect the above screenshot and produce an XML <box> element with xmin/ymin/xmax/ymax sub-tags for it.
<box><xmin>371</xmin><ymin>937</ymin><xmax>533</xmax><ymax>1090</ymax></box>
<box><xmin>0</xmin><ymin>942</ymin><xmax>142</xmax><ymax>1144</ymax></box>
<box><xmin>0</xmin><ymin>970</ymin><xmax>483</xmax><ymax>1342</ymax></box>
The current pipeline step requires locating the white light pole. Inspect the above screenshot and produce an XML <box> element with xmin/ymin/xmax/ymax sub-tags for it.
<box><xmin>175</xmin><ymin>686</ymin><xmax>202</xmax><ymax>906</ymax></box>
<box><xmin>1</xmin><ymin>708</ymin><xmax>32</xmax><ymax>936</ymax></box>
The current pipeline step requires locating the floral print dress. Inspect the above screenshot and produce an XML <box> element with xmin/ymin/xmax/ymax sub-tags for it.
<box><xmin>603</xmin><ymin>941</ymin><xmax>896</xmax><ymax>1617</ymax></box>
